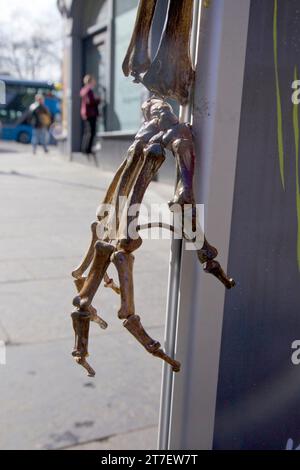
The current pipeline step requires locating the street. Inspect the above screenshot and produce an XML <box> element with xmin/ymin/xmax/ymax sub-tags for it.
<box><xmin>0</xmin><ymin>141</ymin><xmax>173</xmax><ymax>450</ymax></box>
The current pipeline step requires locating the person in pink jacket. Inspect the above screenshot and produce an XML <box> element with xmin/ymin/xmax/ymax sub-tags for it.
<box><xmin>80</xmin><ymin>74</ymin><xmax>100</xmax><ymax>158</ymax></box>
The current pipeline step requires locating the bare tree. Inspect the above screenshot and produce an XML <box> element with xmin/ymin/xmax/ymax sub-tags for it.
<box><xmin>0</xmin><ymin>11</ymin><xmax>62</xmax><ymax>80</ymax></box>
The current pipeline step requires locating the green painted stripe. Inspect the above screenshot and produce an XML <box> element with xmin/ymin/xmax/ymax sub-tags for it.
<box><xmin>273</xmin><ymin>0</ymin><xmax>285</xmax><ymax>189</ymax></box>
<box><xmin>293</xmin><ymin>66</ymin><xmax>300</xmax><ymax>271</ymax></box>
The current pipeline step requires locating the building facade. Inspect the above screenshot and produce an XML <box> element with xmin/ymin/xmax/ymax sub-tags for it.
<box><xmin>57</xmin><ymin>0</ymin><xmax>174</xmax><ymax>182</ymax></box>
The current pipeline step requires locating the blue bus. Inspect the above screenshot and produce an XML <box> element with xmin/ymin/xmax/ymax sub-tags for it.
<box><xmin>0</xmin><ymin>76</ymin><xmax>61</xmax><ymax>144</ymax></box>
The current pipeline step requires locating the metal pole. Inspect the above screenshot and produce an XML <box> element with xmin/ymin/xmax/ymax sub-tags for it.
<box><xmin>158</xmin><ymin>0</ymin><xmax>202</xmax><ymax>450</ymax></box>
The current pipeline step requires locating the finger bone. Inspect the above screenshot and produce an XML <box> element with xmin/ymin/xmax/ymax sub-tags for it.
<box><xmin>73</xmin><ymin>241</ymin><xmax>114</xmax><ymax>310</ymax></box>
<box><xmin>72</xmin><ymin>221</ymin><xmax>99</xmax><ymax>279</ymax></box>
<box><xmin>118</xmin><ymin>143</ymin><xmax>165</xmax><ymax>246</ymax></box>
<box><xmin>124</xmin><ymin>314</ymin><xmax>181</xmax><ymax>372</ymax></box>
<box><xmin>71</xmin><ymin>309</ymin><xmax>95</xmax><ymax>376</ymax></box>
<box><xmin>111</xmin><ymin>251</ymin><xmax>135</xmax><ymax>319</ymax></box>
<box><xmin>104</xmin><ymin>272</ymin><xmax>121</xmax><ymax>295</ymax></box>
<box><xmin>74</xmin><ymin>277</ymin><xmax>108</xmax><ymax>329</ymax></box>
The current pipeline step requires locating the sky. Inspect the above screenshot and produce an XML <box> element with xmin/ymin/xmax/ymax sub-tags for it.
<box><xmin>0</xmin><ymin>0</ymin><xmax>60</xmax><ymax>24</ymax></box>
<box><xmin>0</xmin><ymin>0</ymin><xmax>63</xmax><ymax>81</ymax></box>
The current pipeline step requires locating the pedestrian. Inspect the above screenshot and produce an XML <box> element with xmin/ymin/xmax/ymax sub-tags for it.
<box><xmin>29</xmin><ymin>94</ymin><xmax>51</xmax><ymax>154</ymax></box>
<box><xmin>80</xmin><ymin>75</ymin><xmax>100</xmax><ymax>163</ymax></box>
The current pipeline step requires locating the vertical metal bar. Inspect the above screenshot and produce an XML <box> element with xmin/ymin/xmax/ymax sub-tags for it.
<box><xmin>157</xmin><ymin>237</ymin><xmax>182</xmax><ymax>450</ymax></box>
<box><xmin>158</xmin><ymin>0</ymin><xmax>202</xmax><ymax>450</ymax></box>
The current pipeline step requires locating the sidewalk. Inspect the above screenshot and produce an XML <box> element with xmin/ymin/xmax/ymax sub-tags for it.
<box><xmin>0</xmin><ymin>142</ymin><xmax>173</xmax><ymax>450</ymax></box>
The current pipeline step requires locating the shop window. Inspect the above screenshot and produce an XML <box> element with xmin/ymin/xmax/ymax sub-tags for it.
<box><xmin>115</xmin><ymin>0</ymin><xmax>139</xmax><ymax>16</ymax></box>
<box><xmin>84</xmin><ymin>33</ymin><xmax>108</xmax><ymax>133</ymax></box>
<box><xmin>82</xmin><ymin>0</ymin><xmax>109</xmax><ymax>32</ymax></box>
<box><xmin>112</xmin><ymin>0</ymin><xmax>146</xmax><ymax>132</ymax></box>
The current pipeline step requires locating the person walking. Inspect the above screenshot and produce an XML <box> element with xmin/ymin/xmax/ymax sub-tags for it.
<box><xmin>29</xmin><ymin>94</ymin><xmax>51</xmax><ymax>154</ymax></box>
<box><xmin>80</xmin><ymin>75</ymin><xmax>100</xmax><ymax>163</ymax></box>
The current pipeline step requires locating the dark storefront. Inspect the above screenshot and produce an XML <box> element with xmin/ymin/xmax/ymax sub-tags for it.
<box><xmin>57</xmin><ymin>0</ymin><xmax>174</xmax><ymax>182</ymax></box>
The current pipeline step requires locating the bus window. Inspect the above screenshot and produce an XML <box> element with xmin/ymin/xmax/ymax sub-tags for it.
<box><xmin>1</xmin><ymin>85</ymin><xmax>54</xmax><ymax>116</ymax></box>
<box><xmin>0</xmin><ymin>109</ymin><xmax>8</xmax><ymax>124</ymax></box>
<box><xmin>0</xmin><ymin>79</ymin><xmax>61</xmax><ymax>140</ymax></box>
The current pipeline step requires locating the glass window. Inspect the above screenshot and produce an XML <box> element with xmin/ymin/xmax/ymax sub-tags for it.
<box><xmin>84</xmin><ymin>33</ymin><xmax>108</xmax><ymax>132</ymax></box>
<box><xmin>112</xmin><ymin>1</ymin><xmax>145</xmax><ymax>132</ymax></box>
<box><xmin>83</xmin><ymin>0</ymin><xmax>109</xmax><ymax>32</ymax></box>
<box><xmin>115</xmin><ymin>0</ymin><xmax>139</xmax><ymax>16</ymax></box>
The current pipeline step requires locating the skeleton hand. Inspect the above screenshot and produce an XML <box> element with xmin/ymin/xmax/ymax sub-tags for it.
<box><xmin>70</xmin><ymin>98</ymin><xmax>235</xmax><ymax>377</ymax></box>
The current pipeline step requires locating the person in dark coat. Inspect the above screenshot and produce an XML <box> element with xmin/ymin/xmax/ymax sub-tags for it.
<box><xmin>80</xmin><ymin>75</ymin><xmax>100</xmax><ymax>159</ymax></box>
